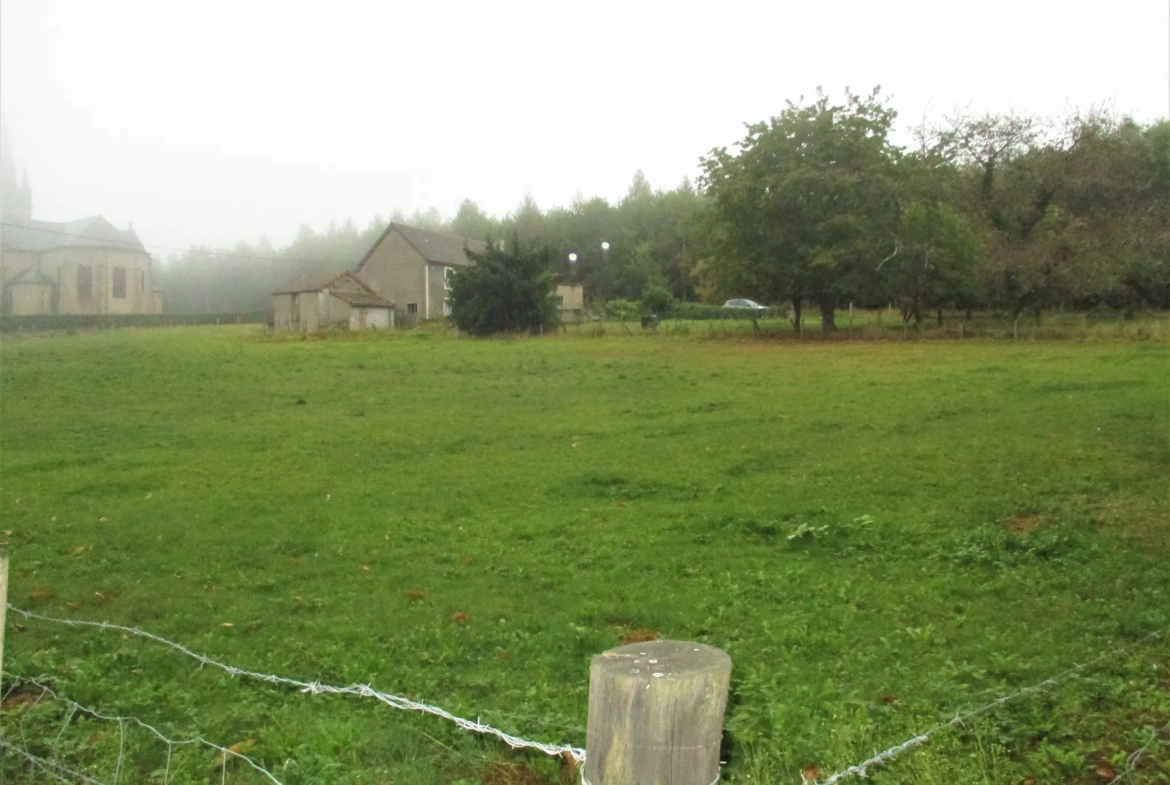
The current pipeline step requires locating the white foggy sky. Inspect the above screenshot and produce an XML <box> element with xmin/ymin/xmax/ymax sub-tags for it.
<box><xmin>2</xmin><ymin>0</ymin><xmax>1168</xmax><ymax>254</ymax></box>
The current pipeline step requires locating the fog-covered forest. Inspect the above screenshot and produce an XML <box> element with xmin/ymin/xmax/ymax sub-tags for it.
<box><xmin>157</xmin><ymin>97</ymin><xmax>1169</xmax><ymax>326</ymax></box>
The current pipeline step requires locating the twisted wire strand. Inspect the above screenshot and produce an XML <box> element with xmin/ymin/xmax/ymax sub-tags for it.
<box><xmin>8</xmin><ymin>604</ymin><xmax>587</xmax><ymax>762</ymax></box>
<box><xmin>814</xmin><ymin>627</ymin><xmax>1168</xmax><ymax>785</ymax></box>
<box><xmin>4</xmin><ymin>674</ymin><xmax>284</xmax><ymax>784</ymax></box>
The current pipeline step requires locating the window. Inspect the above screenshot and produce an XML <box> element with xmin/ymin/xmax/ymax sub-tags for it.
<box><xmin>443</xmin><ymin>267</ymin><xmax>454</xmax><ymax>290</ymax></box>
<box><xmin>556</xmin><ymin>296</ymin><xmax>564</xmax><ymax>306</ymax></box>
<box><xmin>112</xmin><ymin>267</ymin><xmax>127</xmax><ymax>298</ymax></box>
<box><xmin>139</xmin><ymin>270</ymin><xmax>146</xmax><ymax>293</ymax></box>
<box><xmin>77</xmin><ymin>266</ymin><xmax>93</xmax><ymax>298</ymax></box>
<box><xmin>407</xmin><ymin>303</ymin><xmax>418</xmax><ymax>314</ymax></box>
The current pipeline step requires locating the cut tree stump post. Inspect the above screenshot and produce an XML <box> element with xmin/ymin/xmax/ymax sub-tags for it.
<box><xmin>584</xmin><ymin>640</ymin><xmax>732</xmax><ymax>785</ymax></box>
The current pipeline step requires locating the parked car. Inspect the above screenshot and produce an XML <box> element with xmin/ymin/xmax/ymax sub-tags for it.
<box><xmin>723</xmin><ymin>298</ymin><xmax>767</xmax><ymax>310</ymax></box>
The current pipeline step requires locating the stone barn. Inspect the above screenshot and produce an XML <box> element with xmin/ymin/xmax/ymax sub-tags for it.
<box><xmin>271</xmin><ymin>271</ymin><xmax>394</xmax><ymax>333</ymax></box>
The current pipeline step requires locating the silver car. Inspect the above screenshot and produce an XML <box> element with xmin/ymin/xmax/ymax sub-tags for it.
<box><xmin>722</xmin><ymin>298</ymin><xmax>767</xmax><ymax>310</ymax></box>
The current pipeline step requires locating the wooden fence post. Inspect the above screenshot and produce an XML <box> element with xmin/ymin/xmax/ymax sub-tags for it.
<box><xmin>0</xmin><ymin>550</ymin><xmax>8</xmax><ymax>680</ymax></box>
<box><xmin>584</xmin><ymin>640</ymin><xmax>731</xmax><ymax>785</ymax></box>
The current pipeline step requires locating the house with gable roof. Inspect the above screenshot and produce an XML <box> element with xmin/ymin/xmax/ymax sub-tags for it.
<box><xmin>354</xmin><ymin>223</ymin><xmax>487</xmax><ymax>324</ymax></box>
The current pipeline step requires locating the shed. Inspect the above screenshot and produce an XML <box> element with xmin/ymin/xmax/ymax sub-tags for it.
<box><xmin>272</xmin><ymin>271</ymin><xmax>395</xmax><ymax>333</ymax></box>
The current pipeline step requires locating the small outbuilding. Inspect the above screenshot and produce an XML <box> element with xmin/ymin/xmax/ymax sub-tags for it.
<box><xmin>555</xmin><ymin>284</ymin><xmax>585</xmax><ymax>322</ymax></box>
<box><xmin>272</xmin><ymin>271</ymin><xmax>395</xmax><ymax>333</ymax></box>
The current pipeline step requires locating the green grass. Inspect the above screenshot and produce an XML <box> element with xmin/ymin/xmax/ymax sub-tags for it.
<box><xmin>1</xmin><ymin>326</ymin><xmax>1168</xmax><ymax>784</ymax></box>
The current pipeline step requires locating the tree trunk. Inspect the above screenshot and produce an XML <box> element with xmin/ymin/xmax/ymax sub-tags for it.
<box><xmin>818</xmin><ymin>296</ymin><xmax>837</xmax><ymax>333</ymax></box>
<box><xmin>792</xmin><ymin>299</ymin><xmax>802</xmax><ymax>337</ymax></box>
<box><xmin>937</xmin><ymin>309</ymin><xmax>944</xmax><ymax>326</ymax></box>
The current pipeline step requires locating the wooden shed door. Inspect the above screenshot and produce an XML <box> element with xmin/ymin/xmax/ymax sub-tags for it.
<box><xmin>358</xmin><ymin>309</ymin><xmax>368</xmax><ymax>329</ymax></box>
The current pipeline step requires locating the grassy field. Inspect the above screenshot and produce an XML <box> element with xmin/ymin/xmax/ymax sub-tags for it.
<box><xmin>1</xmin><ymin>326</ymin><xmax>1167</xmax><ymax>785</ymax></box>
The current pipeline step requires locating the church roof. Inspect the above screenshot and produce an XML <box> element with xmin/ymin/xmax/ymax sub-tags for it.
<box><xmin>356</xmin><ymin>223</ymin><xmax>487</xmax><ymax>271</ymax></box>
<box><xmin>0</xmin><ymin>215</ymin><xmax>147</xmax><ymax>253</ymax></box>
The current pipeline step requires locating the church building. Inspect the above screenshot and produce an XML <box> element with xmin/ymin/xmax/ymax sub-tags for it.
<box><xmin>0</xmin><ymin>127</ymin><xmax>163</xmax><ymax>315</ymax></box>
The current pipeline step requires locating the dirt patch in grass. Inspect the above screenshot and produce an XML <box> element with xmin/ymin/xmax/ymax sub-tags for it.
<box><xmin>619</xmin><ymin>627</ymin><xmax>659</xmax><ymax>645</ymax></box>
<box><xmin>1008</xmin><ymin>513</ymin><xmax>1046</xmax><ymax>533</ymax></box>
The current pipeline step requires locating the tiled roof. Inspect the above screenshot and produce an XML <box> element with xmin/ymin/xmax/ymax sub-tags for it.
<box><xmin>357</xmin><ymin>223</ymin><xmax>487</xmax><ymax>271</ymax></box>
<box><xmin>272</xmin><ymin>270</ymin><xmax>355</xmax><ymax>295</ymax></box>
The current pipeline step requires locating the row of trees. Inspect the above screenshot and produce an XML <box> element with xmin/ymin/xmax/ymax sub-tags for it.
<box><xmin>158</xmin><ymin>93</ymin><xmax>1168</xmax><ymax>327</ymax></box>
<box><xmin>700</xmin><ymin>90</ymin><xmax>1170</xmax><ymax>332</ymax></box>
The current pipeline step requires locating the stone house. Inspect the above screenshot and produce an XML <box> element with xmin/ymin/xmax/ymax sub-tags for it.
<box><xmin>271</xmin><ymin>271</ymin><xmax>394</xmax><ymax>333</ymax></box>
<box><xmin>355</xmin><ymin>223</ymin><xmax>486</xmax><ymax>324</ymax></box>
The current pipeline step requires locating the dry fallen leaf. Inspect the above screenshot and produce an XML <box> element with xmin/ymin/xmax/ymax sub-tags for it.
<box><xmin>4</xmin><ymin>529</ymin><xmax>11</xmax><ymax>535</ymax></box>
<box><xmin>71</xmin><ymin>546</ymin><xmax>87</xmax><ymax>556</ymax></box>
<box><xmin>1096</xmin><ymin>764</ymin><xmax>1116</xmax><ymax>780</ymax></box>
<box><xmin>29</xmin><ymin>588</ymin><xmax>55</xmax><ymax>601</ymax></box>
<box><xmin>145</xmin><ymin>493</ymin><xmax>152</xmax><ymax>499</ymax></box>
<box><xmin>404</xmin><ymin>590</ymin><xmax>425</xmax><ymax>601</ymax></box>
<box><xmin>131</xmin><ymin>669</ymin><xmax>144</xmax><ymax>676</ymax></box>
<box><xmin>452</xmin><ymin>612</ymin><xmax>469</xmax><ymax>623</ymax></box>
<box><xmin>229</xmin><ymin>739</ymin><xmax>256</xmax><ymax>755</ymax></box>
<box><xmin>98</xmin><ymin>517</ymin><xmax>107</xmax><ymax>523</ymax></box>
<box><xmin>361</xmin><ymin>565</ymin><xmax>370</xmax><ymax>571</ymax></box>
<box><xmin>801</xmin><ymin>764</ymin><xmax>822</xmax><ymax>783</ymax></box>
<box><xmin>221</xmin><ymin>622</ymin><xmax>233</xmax><ymax>628</ymax></box>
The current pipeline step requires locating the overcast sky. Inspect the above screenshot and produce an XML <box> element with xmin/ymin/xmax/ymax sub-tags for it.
<box><xmin>2</xmin><ymin>0</ymin><xmax>1167</xmax><ymax>254</ymax></box>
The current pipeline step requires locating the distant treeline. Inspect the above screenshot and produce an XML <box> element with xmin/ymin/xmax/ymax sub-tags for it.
<box><xmin>158</xmin><ymin>93</ymin><xmax>1169</xmax><ymax>328</ymax></box>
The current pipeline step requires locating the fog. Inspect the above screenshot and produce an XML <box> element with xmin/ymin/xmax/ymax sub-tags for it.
<box><xmin>2</xmin><ymin>0</ymin><xmax>1167</xmax><ymax>253</ymax></box>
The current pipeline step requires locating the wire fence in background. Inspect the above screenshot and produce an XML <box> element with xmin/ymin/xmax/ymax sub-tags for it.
<box><xmin>6</xmin><ymin>603</ymin><xmax>1166</xmax><ymax>783</ymax></box>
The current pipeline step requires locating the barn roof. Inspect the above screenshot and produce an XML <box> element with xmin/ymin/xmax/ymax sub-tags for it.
<box><xmin>0</xmin><ymin>216</ymin><xmax>147</xmax><ymax>253</ymax></box>
<box><xmin>357</xmin><ymin>223</ymin><xmax>487</xmax><ymax>271</ymax></box>
<box><xmin>272</xmin><ymin>270</ymin><xmax>368</xmax><ymax>295</ymax></box>
<box><xmin>330</xmin><ymin>290</ymin><xmax>394</xmax><ymax>308</ymax></box>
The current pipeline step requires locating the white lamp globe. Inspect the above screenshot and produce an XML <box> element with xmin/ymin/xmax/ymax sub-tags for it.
<box><xmin>568</xmin><ymin>253</ymin><xmax>578</xmax><ymax>262</ymax></box>
<box><xmin>601</xmin><ymin>241</ymin><xmax>610</xmax><ymax>251</ymax></box>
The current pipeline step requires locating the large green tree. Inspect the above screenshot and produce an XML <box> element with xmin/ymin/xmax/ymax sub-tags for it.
<box><xmin>699</xmin><ymin>88</ymin><xmax>900</xmax><ymax>332</ymax></box>
<box><xmin>447</xmin><ymin>234</ymin><xmax>559</xmax><ymax>336</ymax></box>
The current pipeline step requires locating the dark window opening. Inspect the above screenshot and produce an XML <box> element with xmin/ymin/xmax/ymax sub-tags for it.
<box><xmin>77</xmin><ymin>266</ymin><xmax>93</xmax><ymax>298</ymax></box>
<box><xmin>407</xmin><ymin>303</ymin><xmax>418</xmax><ymax>314</ymax></box>
<box><xmin>112</xmin><ymin>267</ymin><xmax>127</xmax><ymax>298</ymax></box>
<box><xmin>556</xmin><ymin>296</ymin><xmax>564</xmax><ymax>306</ymax></box>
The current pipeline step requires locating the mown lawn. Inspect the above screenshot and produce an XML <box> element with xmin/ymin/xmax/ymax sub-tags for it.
<box><xmin>1</xmin><ymin>327</ymin><xmax>1167</xmax><ymax>785</ymax></box>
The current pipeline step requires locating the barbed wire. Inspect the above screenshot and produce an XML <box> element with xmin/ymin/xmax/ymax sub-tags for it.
<box><xmin>8</xmin><ymin>603</ymin><xmax>587</xmax><ymax>763</ymax></box>
<box><xmin>813</xmin><ymin>627</ymin><xmax>1168</xmax><ymax>785</ymax></box>
<box><xmin>1105</xmin><ymin>718</ymin><xmax>1170</xmax><ymax>785</ymax></box>
<box><xmin>2</xmin><ymin>673</ymin><xmax>284</xmax><ymax>784</ymax></box>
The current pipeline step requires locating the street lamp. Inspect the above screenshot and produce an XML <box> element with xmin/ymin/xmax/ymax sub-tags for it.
<box><xmin>568</xmin><ymin>252</ymin><xmax>578</xmax><ymax>263</ymax></box>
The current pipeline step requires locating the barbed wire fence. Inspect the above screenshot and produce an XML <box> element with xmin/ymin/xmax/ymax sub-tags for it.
<box><xmin>4</xmin><ymin>602</ymin><xmax>1167</xmax><ymax>784</ymax></box>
